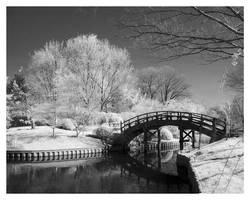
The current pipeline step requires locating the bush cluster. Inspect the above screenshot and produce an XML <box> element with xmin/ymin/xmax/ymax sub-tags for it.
<box><xmin>8</xmin><ymin>116</ymin><xmax>30</xmax><ymax>128</ymax></box>
<box><xmin>90</xmin><ymin>112</ymin><xmax>123</xmax><ymax>125</ymax></box>
<box><xmin>94</xmin><ymin>125</ymin><xmax>115</xmax><ymax>145</ymax></box>
<box><xmin>56</xmin><ymin>118</ymin><xmax>75</xmax><ymax>130</ymax></box>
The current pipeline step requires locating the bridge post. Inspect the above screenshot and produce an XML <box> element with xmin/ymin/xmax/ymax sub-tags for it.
<box><xmin>137</xmin><ymin>116</ymin><xmax>139</xmax><ymax>124</ymax></box>
<box><xmin>211</xmin><ymin>118</ymin><xmax>217</xmax><ymax>142</ymax></box>
<box><xmin>157</xmin><ymin>129</ymin><xmax>161</xmax><ymax>150</ymax></box>
<box><xmin>191</xmin><ymin>129</ymin><xmax>195</xmax><ymax>148</ymax></box>
<box><xmin>198</xmin><ymin>115</ymin><xmax>203</xmax><ymax>149</ymax></box>
<box><xmin>144</xmin><ymin>131</ymin><xmax>148</xmax><ymax>154</ymax></box>
<box><xmin>120</xmin><ymin>121</ymin><xmax>122</xmax><ymax>133</ymax></box>
<box><xmin>198</xmin><ymin>130</ymin><xmax>202</xmax><ymax>149</ymax></box>
<box><xmin>189</xmin><ymin>113</ymin><xmax>192</xmax><ymax>122</ymax></box>
<box><xmin>157</xmin><ymin>128</ymin><xmax>162</xmax><ymax>169</ymax></box>
<box><xmin>179</xmin><ymin>127</ymin><xmax>184</xmax><ymax>150</ymax></box>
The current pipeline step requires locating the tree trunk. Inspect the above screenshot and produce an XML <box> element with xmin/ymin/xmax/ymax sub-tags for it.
<box><xmin>75</xmin><ymin>127</ymin><xmax>80</xmax><ymax>137</ymax></box>
<box><xmin>100</xmin><ymin>103</ymin><xmax>104</xmax><ymax>112</ymax></box>
<box><xmin>30</xmin><ymin>118</ymin><xmax>35</xmax><ymax>129</ymax></box>
<box><xmin>52</xmin><ymin>110</ymin><xmax>57</xmax><ymax>137</ymax></box>
<box><xmin>52</xmin><ymin>127</ymin><xmax>55</xmax><ymax>137</ymax></box>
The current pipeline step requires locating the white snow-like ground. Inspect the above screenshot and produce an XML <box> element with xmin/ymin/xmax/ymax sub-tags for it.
<box><xmin>182</xmin><ymin>137</ymin><xmax>243</xmax><ymax>193</ymax></box>
<box><xmin>7</xmin><ymin>126</ymin><xmax>104</xmax><ymax>150</ymax></box>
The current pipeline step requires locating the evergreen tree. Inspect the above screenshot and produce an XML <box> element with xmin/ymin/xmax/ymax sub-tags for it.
<box><xmin>6</xmin><ymin>71</ymin><xmax>32</xmax><ymax>127</ymax></box>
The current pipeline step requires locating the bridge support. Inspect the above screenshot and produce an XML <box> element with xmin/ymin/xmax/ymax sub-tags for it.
<box><xmin>179</xmin><ymin>127</ymin><xmax>195</xmax><ymax>150</ymax></box>
<box><xmin>192</xmin><ymin>130</ymin><xmax>195</xmax><ymax>148</ymax></box>
<box><xmin>142</xmin><ymin>127</ymin><xmax>159</xmax><ymax>154</ymax></box>
<box><xmin>157</xmin><ymin>129</ymin><xmax>161</xmax><ymax>150</ymax></box>
<box><xmin>157</xmin><ymin>129</ymin><xmax>162</xmax><ymax>169</ymax></box>
<box><xmin>179</xmin><ymin>127</ymin><xmax>183</xmax><ymax>150</ymax></box>
<box><xmin>144</xmin><ymin>131</ymin><xmax>148</xmax><ymax>154</ymax></box>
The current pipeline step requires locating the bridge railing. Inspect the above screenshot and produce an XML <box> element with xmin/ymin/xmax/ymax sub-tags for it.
<box><xmin>120</xmin><ymin>111</ymin><xmax>226</xmax><ymax>136</ymax></box>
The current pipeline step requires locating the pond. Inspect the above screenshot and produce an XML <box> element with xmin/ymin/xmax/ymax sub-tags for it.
<box><xmin>7</xmin><ymin>150</ymin><xmax>196</xmax><ymax>193</ymax></box>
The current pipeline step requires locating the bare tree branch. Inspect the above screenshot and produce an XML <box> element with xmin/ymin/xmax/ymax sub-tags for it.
<box><xmin>137</xmin><ymin>66</ymin><xmax>191</xmax><ymax>103</ymax></box>
<box><xmin>192</xmin><ymin>7</ymin><xmax>243</xmax><ymax>36</ymax></box>
<box><xmin>119</xmin><ymin>7</ymin><xmax>244</xmax><ymax>62</ymax></box>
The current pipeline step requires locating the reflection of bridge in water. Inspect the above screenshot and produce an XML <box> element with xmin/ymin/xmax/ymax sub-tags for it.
<box><xmin>112</xmin><ymin>152</ymin><xmax>198</xmax><ymax>193</ymax></box>
<box><xmin>112</xmin><ymin>111</ymin><xmax>227</xmax><ymax>152</ymax></box>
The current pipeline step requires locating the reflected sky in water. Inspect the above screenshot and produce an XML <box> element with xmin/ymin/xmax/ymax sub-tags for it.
<box><xmin>7</xmin><ymin>150</ymin><xmax>193</xmax><ymax>193</ymax></box>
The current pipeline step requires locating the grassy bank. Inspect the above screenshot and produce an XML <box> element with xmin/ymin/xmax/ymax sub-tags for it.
<box><xmin>181</xmin><ymin>137</ymin><xmax>243</xmax><ymax>193</ymax></box>
<box><xmin>7</xmin><ymin>126</ymin><xmax>104</xmax><ymax>150</ymax></box>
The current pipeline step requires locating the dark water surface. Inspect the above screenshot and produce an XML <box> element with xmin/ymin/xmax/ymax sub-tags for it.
<box><xmin>7</xmin><ymin>150</ymin><xmax>194</xmax><ymax>193</ymax></box>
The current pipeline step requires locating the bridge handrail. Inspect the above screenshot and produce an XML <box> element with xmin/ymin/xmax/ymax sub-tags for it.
<box><xmin>122</xmin><ymin>111</ymin><xmax>226</xmax><ymax>126</ymax></box>
<box><xmin>122</xmin><ymin>111</ymin><xmax>179</xmax><ymax>125</ymax></box>
<box><xmin>120</xmin><ymin>111</ymin><xmax>226</xmax><ymax>135</ymax></box>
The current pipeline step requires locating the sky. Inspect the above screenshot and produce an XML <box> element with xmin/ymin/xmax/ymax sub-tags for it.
<box><xmin>7</xmin><ymin>7</ymin><xmax>233</xmax><ymax>107</ymax></box>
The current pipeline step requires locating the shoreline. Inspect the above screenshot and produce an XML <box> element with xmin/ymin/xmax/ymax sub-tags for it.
<box><xmin>6</xmin><ymin>126</ymin><xmax>181</xmax><ymax>162</ymax></box>
<box><xmin>7</xmin><ymin>140</ymin><xmax>181</xmax><ymax>163</ymax></box>
<box><xmin>177</xmin><ymin>137</ymin><xmax>244</xmax><ymax>193</ymax></box>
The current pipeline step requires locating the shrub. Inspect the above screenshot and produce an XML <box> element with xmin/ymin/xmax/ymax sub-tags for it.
<box><xmin>165</xmin><ymin>126</ymin><xmax>179</xmax><ymax>139</ymax></box>
<box><xmin>129</xmin><ymin>98</ymin><xmax>207</xmax><ymax>118</ymax></box>
<box><xmin>120</xmin><ymin>111</ymin><xmax>136</xmax><ymax>121</ymax></box>
<box><xmin>165</xmin><ymin>98</ymin><xmax>207</xmax><ymax>114</ymax></box>
<box><xmin>34</xmin><ymin>119</ymin><xmax>49</xmax><ymax>126</ymax></box>
<box><xmin>107</xmin><ymin>113</ymin><xmax>123</xmax><ymax>124</ymax></box>
<box><xmin>93</xmin><ymin>112</ymin><xmax>123</xmax><ymax>125</ymax></box>
<box><xmin>94</xmin><ymin>125</ymin><xmax>115</xmax><ymax>145</ymax></box>
<box><xmin>10</xmin><ymin>115</ymin><xmax>30</xmax><ymax>127</ymax></box>
<box><xmin>95</xmin><ymin>125</ymin><xmax>114</xmax><ymax>138</ymax></box>
<box><xmin>207</xmin><ymin>96</ymin><xmax>243</xmax><ymax>137</ymax></box>
<box><xmin>160</xmin><ymin>126</ymin><xmax>174</xmax><ymax>140</ymax></box>
<box><xmin>6</xmin><ymin>120</ymin><xmax>11</xmax><ymax>129</ymax></box>
<box><xmin>6</xmin><ymin>112</ymin><xmax>11</xmax><ymax>129</ymax></box>
<box><xmin>56</xmin><ymin>118</ymin><xmax>75</xmax><ymax>130</ymax></box>
<box><xmin>131</xmin><ymin>98</ymin><xmax>163</xmax><ymax>115</ymax></box>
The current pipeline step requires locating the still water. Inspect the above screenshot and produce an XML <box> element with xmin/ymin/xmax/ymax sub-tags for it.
<box><xmin>7</xmin><ymin>150</ymin><xmax>195</xmax><ymax>193</ymax></box>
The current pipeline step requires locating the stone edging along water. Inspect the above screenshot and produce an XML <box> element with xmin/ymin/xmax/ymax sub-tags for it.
<box><xmin>7</xmin><ymin>147</ymin><xmax>110</xmax><ymax>163</ymax></box>
<box><xmin>176</xmin><ymin>154</ymin><xmax>201</xmax><ymax>193</ymax></box>
<box><xmin>7</xmin><ymin>140</ymin><xmax>183</xmax><ymax>163</ymax></box>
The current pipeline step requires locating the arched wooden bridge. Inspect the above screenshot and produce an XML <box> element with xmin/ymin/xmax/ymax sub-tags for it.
<box><xmin>112</xmin><ymin>111</ymin><xmax>227</xmax><ymax>151</ymax></box>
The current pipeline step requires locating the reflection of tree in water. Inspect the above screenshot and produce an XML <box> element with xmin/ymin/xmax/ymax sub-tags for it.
<box><xmin>112</xmin><ymin>152</ymin><xmax>193</xmax><ymax>193</ymax></box>
<box><xmin>132</xmin><ymin>150</ymin><xmax>175</xmax><ymax>170</ymax></box>
<box><xmin>7</xmin><ymin>152</ymin><xmax>194</xmax><ymax>193</ymax></box>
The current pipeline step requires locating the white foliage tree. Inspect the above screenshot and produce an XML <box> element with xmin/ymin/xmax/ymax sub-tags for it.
<box><xmin>58</xmin><ymin>34</ymin><xmax>133</xmax><ymax>114</ymax></box>
<box><xmin>27</xmin><ymin>41</ymin><xmax>63</xmax><ymax>136</ymax></box>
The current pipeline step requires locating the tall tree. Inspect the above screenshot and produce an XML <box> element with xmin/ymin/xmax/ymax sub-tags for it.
<box><xmin>222</xmin><ymin>52</ymin><xmax>243</xmax><ymax>135</ymax></box>
<box><xmin>137</xmin><ymin>66</ymin><xmax>191</xmax><ymax>103</ymax></box>
<box><xmin>26</xmin><ymin>41</ymin><xmax>63</xmax><ymax>136</ymax></box>
<box><xmin>223</xmin><ymin>56</ymin><xmax>243</xmax><ymax>95</ymax></box>
<box><xmin>230</xmin><ymin>96</ymin><xmax>243</xmax><ymax>131</ymax></box>
<box><xmin>157</xmin><ymin>66</ymin><xmax>191</xmax><ymax>102</ymax></box>
<box><xmin>208</xmin><ymin>95</ymin><xmax>243</xmax><ymax>136</ymax></box>
<box><xmin>58</xmin><ymin>34</ymin><xmax>133</xmax><ymax>113</ymax></box>
<box><xmin>137</xmin><ymin>67</ymin><xmax>161</xmax><ymax>99</ymax></box>
<box><xmin>95</xmin><ymin>42</ymin><xmax>132</xmax><ymax>112</ymax></box>
<box><xmin>119</xmin><ymin>7</ymin><xmax>243</xmax><ymax>63</ymax></box>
